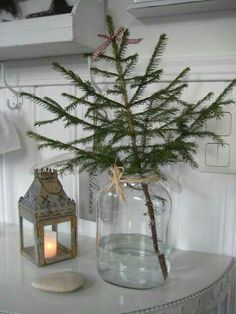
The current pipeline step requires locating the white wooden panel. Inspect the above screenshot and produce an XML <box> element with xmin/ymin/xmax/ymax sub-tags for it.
<box><xmin>0</xmin><ymin>155</ymin><xmax>7</xmax><ymax>222</ymax></box>
<box><xmin>34</xmin><ymin>85</ymin><xmax>78</xmax><ymax>211</ymax></box>
<box><xmin>192</xmin><ymin>82</ymin><xmax>236</xmax><ymax>174</ymax></box>
<box><xmin>35</xmin><ymin>85</ymin><xmax>74</xmax><ymax>160</ymax></box>
<box><xmin>169</xmin><ymin>82</ymin><xmax>228</xmax><ymax>253</ymax></box>
<box><xmin>0</xmin><ymin>86</ymin><xmax>36</xmax><ymax>223</ymax></box>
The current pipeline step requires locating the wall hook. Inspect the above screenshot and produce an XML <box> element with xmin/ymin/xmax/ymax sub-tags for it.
<box><xmin>1</xmin><ymin>62</ymin><xmax>23</xmax><ymax>110</ymax></box>
<box><xmin>88</xmin><ymin>56</ymin><xmax>104</xmax><ymax>95</ymax></box>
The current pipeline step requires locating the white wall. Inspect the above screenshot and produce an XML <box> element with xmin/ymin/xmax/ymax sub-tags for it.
<box><xmin>0</xmin><ymin>0</ymin><xmax>236</xmax><ymax>259</ymax></box>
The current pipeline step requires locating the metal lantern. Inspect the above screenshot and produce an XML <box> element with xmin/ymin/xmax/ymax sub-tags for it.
<box><xmin>18</xmin><ymin>169</ymin><xmax>77</xmax><ymax>266</ymax></box>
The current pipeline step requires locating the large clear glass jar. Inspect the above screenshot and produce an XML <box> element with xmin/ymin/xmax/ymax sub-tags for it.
<box><xmin>96</xmin><ymin>177</ymin><xmax>171</xmax><ymax>289</ymax></box>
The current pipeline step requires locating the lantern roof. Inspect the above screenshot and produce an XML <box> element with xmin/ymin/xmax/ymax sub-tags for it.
<box><xmin>18</xmin><ymin>169</ymin><xmax>76</xmax><ymax>218</ymax></box>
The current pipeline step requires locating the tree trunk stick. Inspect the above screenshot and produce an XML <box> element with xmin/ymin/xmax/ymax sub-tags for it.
<box><xmin>141</xmin><ymin>182</ymin><xmax>168</xmax><ymax>280</ymax></box>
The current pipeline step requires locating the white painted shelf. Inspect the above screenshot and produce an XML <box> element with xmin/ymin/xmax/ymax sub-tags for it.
<box><xmin>0</xmin><ymin>223</ymin><xmax>234</xmax><ymax>314</ymax></box>
<box><xmin>0</xmin><ymin>0</ymin><xmax>105</xmax><ymax>61</ymax></box>
<box><xmin>127</xmin><ymin>0</ymin><xmax>236</xmax><ymax>18</ymax></box>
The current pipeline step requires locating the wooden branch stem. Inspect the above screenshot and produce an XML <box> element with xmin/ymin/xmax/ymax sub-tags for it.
<box><xmin>141</xmin><ymin>182</ymin><xmax>168</xmax><ymax>280</ymax></box>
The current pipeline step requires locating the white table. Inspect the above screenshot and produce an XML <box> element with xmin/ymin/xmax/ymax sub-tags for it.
<box><xmin>0</xmin><ymin>223</ymin><xmax>234</xmax><ymax>314</ymax></box>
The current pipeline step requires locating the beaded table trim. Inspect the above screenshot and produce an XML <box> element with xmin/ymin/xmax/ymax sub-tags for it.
<box><xmin>122</xmin><ymin>258</ymin><xmax>234</xmax><ymax>314</ymax></box>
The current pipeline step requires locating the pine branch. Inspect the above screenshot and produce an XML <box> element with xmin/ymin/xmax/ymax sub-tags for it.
<box><xmin>27</xmin><ymin>131</ymin><xmax>81</xmax><ymax>153</ymax></box>
<box><xmin>34</xmin><ymin>117</ymin><xmax>61</xmax><ymax>126</ymax></box>
<box><xmin>90</xmin><ymin>67</ymin><xmax>119</xmax><ymax>79</ymax></box>
<box><xmin>52</xmin><ymin>62</ymin><xmax>95</xmax><ymax>95</ymax></box>
<box><xmin>215</xmin><ymin>79</ymin><xmax>236</xmax><ymax>102</ymax></box>
<box><xmin>21</xmin><ymin>92</ymin><xmax>64</xmax><ymax>114</ymax></box>
<box><xmin>130</xmin><ymin>33</ymin><xmax>168</xmax><ymax>104</ymax></box>
<box><xmin>166</xmin><ymin>67</ymin><xmax>190</xmax><ymax>90</ymax></box>
<box><xmin>121</xmin><ymin>53</ymin><xmax>139</xmax><ymax>63</ymax></box>
<box><xmin>123</xmin><ymin>53</ymin><xmax>139</xmax><ymax>78</ymax></box>
<box><xmin>145</xmin><ymin>33</ymin><xmax>168</xmax><ymax>75</ymax></box>
<box><xmin>118</xmin><ymin>28</ymin><xmax>130</xmax><ymax>59</ymax></box>
<box><xmin>84</xmin><ymin>52</ymin><xmax>116</xmax><ymax>63</ymax></box>
<box><xmin>128</xmin><ymin>69</ymin><xmax>163</xmax><ymax>87</ymax></box>
<box><xmin>61</xmin><ymin>82</ymin><xmax>126</xmax><ymax>111</ymax></box>
<box><xmin>62</xmin><ymin>92</ymin><xmax>121</xmax><ymax>112</ymax></box>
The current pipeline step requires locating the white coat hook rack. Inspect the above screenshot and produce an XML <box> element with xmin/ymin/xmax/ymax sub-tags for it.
<box><xmin>1</xmin><ymin>62</ymin><xmax>23</xmax><ymax>110</ymax></box>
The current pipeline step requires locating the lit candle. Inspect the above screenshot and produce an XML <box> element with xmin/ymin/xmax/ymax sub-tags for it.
<box><xmin>44</xmin><ymin>231</ymin><xmax>57</xmax><ymax>258</ymax></box>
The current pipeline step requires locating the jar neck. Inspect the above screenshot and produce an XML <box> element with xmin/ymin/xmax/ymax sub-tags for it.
<box><xmin>121</xmin><ymin>172</ymin><xmax>160</xmax><ymax>185</ymax></box>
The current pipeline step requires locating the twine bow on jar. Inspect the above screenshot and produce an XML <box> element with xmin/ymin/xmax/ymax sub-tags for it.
<box><xmin>105</xmin><ymin>165</ymin><xmax>160</xmax><ymax>203</ymax></box>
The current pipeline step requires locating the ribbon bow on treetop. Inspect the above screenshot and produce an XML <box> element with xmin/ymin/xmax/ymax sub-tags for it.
<box><xmin>93</xmin><ymin>26</ymin><xmax>142</xmax><ymax>61</ymax></box>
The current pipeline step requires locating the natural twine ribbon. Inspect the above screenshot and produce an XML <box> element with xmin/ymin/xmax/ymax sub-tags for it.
<box><xmin>105</xmin><ymin>165</ymin><xmax>160</xmax><ymax>203</ymax></box>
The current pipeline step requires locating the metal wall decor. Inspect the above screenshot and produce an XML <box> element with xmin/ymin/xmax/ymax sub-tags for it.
<box><xmin>18</xmin><ymin>169</ymin><xmax>77</xmax><ymax>267</ymax></box>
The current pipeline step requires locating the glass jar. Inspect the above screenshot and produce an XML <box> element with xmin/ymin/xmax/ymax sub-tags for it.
<box><xmin>96</xmin><ymin>176</ymin><xmax>171</xmax><ymax>289</ymax></box>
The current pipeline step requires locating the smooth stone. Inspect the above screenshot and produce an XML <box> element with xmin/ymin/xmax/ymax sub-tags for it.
<box><xmin>32</xmin><ymin>271</ymin><xmax>85</xmax><ymax>293</ymax></box>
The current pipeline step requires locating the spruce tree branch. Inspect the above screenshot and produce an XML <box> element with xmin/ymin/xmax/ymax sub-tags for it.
<box><xmin>130</xmin><ymin>81</ymin><xmax>187</xmax><ymax>107</ymax></box>
<box><xmin>186</xmin><ymin>99</ymin><xmax>228</xmax><ymax>133</ymax></box>
<box><xmin>62</xmin><ymin>92</ymin><xmax>123</xmax><ymax>111</ymax></box>
<box><xmin>27</xmin><ymin>131</ymin><xmax>82</xmax><ymax>153</ymax></box>
<box><xmin>215</xmin><ymin>79</ymin><xmax>236</xmax><ymax>102</ymax></box>
<box><xmin>91</xmin><ymin>67</ymin><xmax>119</xmax><ymax>78</ymax></box>
<box><xmin>145</xmin><ymin>34</ymin><xmax>168</xmax><ymax>78</ymax></box>
<box><xmin>121</xmin><ymin>54</ymin><xmax>140</xmax><ymax>63</ymax></box>
<box><xmin>84</xmin><ymin>52</ymin><xmax>116</xmax><ymax>63</ymax></box>
<box><xmin>123</xmin><ymin>53</ymin><xmax>139</xmax><ymax>78</ymax></box>
<box><xmin>59</xmin><ymin>75</ymin><xmax>126</xmax><ymax>110</ymax></box>
<box><xmin>130</xmin><ymin>69</ymin><xmax>188</xmax><ymax>108</ymax></box>
<box><xmin>23</xmin><ymin>90</ymin><xmax>98</xmax><ymax>130</ymax></box>
<box><xmin>34</xmin><ymin>117</ymin><xmax>61</xmax><ymax>126</ymax></box>
<box><xmin>95</xmin><ymin>54</ymin><xmax>115</xmax><ymax>62</ymax></box>
<box><xmin>22</xmin><ymin>93</ymin><xmax>73</xmax><ymax>124</ymax></box>
<box><xmin>129</xmin><ymin>69</ymin><xmax>163</xmax><ymax>87</ymax></box>
<box><xmin>129</xmin><ymin>70</ymin><xmax>163</xmax><ymax>82</ymax></box>
<box><xmin>106</xmin><ymin>88</ymin><xmax>123</xmax><ymax>95</ymax></box>
<box><xmin>155</xmin><ymin>93</ymin><xmax>214</xmax><ymax>132</ymax></box>
<box><xmin>118</xmin><ymin>28</ymin><xmax>130</xmax><ymax>59</ymax></box>
<box><xmin>130</xmin><ymin>33</ymin><xmax>168</xmax><ymax>104</ymax></box>
<box><xmin>21</xmin><ymin>92</ymin><xmax>61</xmax><ymax>110</ymax></box>
<box><xmin>52</xmin><ymin>62</ymin><xmax>95</xmax><ymax>95</ymax></box>
<box><xmin>167</xmin><ymin>67</ymin><xmax>190</xmax><ymax>89</ymax></box>
<box><xmin>140</xmin><ymin>100</ymin><xmax>154</xmax><ymax>156</ymax></box>
<box><xmin>106</xmin><ymin>20</ymin><xmax>143</xmax><ymax>172</ymax></box>
<box><xmin>27</xmin><ymin>131</ymin><xmax>120</xmax><ymax>172</ymax></box>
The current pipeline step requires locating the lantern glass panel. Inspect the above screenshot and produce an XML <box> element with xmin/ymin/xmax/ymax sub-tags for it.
<box><xmin>57</xmin><ymin>221</ymin><xmax>72</xmax><ymax>252</ymax></box>
<box><xmin>20</xmin><ymin>218</ymin><xmax>35</xmax><ymax>260</ymax></box>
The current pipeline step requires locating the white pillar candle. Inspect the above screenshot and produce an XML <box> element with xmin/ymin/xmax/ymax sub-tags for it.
<box><xmin>44</xmin><ymin>231</ymin><xmax>57</xmax><ymax>258</ymax></box>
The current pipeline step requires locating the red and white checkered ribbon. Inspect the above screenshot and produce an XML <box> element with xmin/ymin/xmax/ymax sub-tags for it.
<box><xmin>93</xmin><ymin>27</ymin><xmax>142</xmax><ymax>61</ymax></box>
